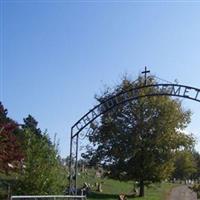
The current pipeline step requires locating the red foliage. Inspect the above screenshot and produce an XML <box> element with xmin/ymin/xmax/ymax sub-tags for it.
<box><xmin>0</xmin><ymin>103</ymin><xmax>24</xmax><ymax>174</ymax></box>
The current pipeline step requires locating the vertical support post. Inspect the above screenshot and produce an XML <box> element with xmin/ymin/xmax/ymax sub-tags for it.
<box><xmin>7</xmin><ymin>184</ymin><xmax>11</xmax><ymax>200</ymax></box>
<box><xmin>69</xmin><ymin>127</ymin><xmax>73</xmax><ymax>194</ymax></box>
<box><xmin>75</xmin><ymin>134</ymin><xmax>79</xmax><ymax>194</ymax></box>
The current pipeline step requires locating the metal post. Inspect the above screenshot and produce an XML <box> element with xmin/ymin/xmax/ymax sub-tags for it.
<box><xmin>75</xmin><ymin>134</ymin><xmax>79</xmax><ymax>194</ymax></box>
<box><xmin>8</xmin><ymin>184</ymin><xmax>11</xmax><ymax>200</ymax></box>
<box><xmin>69</xmin><ymin>128</ymin><xmax>73</xmax><ymax>194</ymax></box>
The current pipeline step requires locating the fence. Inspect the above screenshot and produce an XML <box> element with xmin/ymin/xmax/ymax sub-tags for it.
<box><xmin>11</xmin><ymin>195</ymin><xmax>86</xmax><ymax>200</ymax></box>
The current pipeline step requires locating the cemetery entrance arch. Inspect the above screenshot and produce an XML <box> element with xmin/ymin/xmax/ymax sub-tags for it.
<box><xmin>69</xmin><ymin>77</ymin><xmax>200</xmax><ymax>194</ymax></box>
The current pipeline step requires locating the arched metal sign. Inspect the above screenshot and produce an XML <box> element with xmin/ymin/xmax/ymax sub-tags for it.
<box><xmin>69</xmin><ymin>77</ymin><xmax>200</xmax><ymax>194</ymax></box>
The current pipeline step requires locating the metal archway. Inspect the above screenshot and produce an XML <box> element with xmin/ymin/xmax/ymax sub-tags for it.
<box><xmin>69</xmin><ymin>81</ymin><xmax>200</xmax><ymax>194</ymax></box>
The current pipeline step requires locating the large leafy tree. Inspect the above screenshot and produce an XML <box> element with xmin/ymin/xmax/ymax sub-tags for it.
<box><xmin>84</xmin><ymin>76</ymin><xmax>194</xmax><ymax>197</ymax></box>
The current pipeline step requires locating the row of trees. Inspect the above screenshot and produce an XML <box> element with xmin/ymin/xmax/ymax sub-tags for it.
<box><xmin>0</xmin><ymin>103</ymin><xmax>67</xmax><ymax>197</ymax></box>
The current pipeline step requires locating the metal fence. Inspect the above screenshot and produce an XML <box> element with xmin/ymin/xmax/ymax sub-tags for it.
<box><xmin>11</xmin><ymin>195</ymin><xmax>86</xmax><ymax>200</ymax></box>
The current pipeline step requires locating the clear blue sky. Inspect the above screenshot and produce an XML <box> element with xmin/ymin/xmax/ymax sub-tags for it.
<box><xmin>1</xmin><ymin>1</ymin><xmax>200</xmax><ymax>157</ymax></box>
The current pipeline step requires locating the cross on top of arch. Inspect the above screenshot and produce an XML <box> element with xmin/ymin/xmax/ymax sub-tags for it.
<box><xmin>142</xmin><ymin>66</ymin><xmax>150</xmax><ymax>85</ymax></box>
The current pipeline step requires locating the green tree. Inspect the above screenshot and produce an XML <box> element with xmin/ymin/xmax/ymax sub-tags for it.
<box><xmin>84</xmin><ymin>76</ymin><xmax>194</xmax><ymax>197</ymax></box>
<box><xmin>172</xmin><ymin>150</ymin><xmax>197</xmax><ymax>181</ymax></box>
<box><xmin>22</xmin><ymin>115</ymin><xmax>45</xmax><ymax>139</ymax></box>
<box><xmin>191</xmin><ymin>151</ymin><xmax>200</xmax><ymax>179</ymax></box>
<box><xmin>14</xmin><ymin>115</ymin><xmax>67</xmax><ymax>195</ymax></box>
<box><xmin>13</xmin><ymin>128</ymin><xmax>67</xmax><ymax>195</ymax></box>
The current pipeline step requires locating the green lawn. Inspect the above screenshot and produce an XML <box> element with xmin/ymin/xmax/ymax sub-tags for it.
<box><xmin>78</xmin><ymin>170</ymin><xmax>176</xmax><ymax>200</ymax></box>
<box><xmin>88</xmin><ymin>182</ymin><xmax>175</xmax><ymax>200</ymax></box>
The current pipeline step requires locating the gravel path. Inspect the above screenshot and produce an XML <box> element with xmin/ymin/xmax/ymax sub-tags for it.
<box><xmin>167</xmin><ymin>185</ymin><xmax>197</xmax><ymax>200</ymax></box>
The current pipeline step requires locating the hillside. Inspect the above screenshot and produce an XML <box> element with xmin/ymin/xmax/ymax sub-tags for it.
<box><xmin>0</xmin><ymin>168</ymin><xmax>176</xmax><ymax>200</ymax></box>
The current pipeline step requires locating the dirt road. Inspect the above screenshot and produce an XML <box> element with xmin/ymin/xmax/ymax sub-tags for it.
<box><xmin>167</xmin><ymin>185</ymin><xmax>197</xmax><ymax>200</ymax></box>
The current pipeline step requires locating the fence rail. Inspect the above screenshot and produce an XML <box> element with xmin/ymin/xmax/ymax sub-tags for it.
<box><xmin>11</xmin><ymin>195</ymin><xmax>86</xmax><ymax>200</ymax></box>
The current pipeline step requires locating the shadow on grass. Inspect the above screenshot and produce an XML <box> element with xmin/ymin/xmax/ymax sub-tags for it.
<box><xmin>88</xmin><ymin>192</ymin><xmax>118</xmax><ymax>199</ymax></box>
<box><xmin>88</xmin><ymin>192</ymin><xmax>137</xmax><ymax>199</ymax></box>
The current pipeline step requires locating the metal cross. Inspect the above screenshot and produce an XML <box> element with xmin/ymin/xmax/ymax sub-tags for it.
<box><xmin>142</xmin><ymin>66</ymin><xmax>150</xmax><ymax>85</ymax></box>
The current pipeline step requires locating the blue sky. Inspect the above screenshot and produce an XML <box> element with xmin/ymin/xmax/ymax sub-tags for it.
<box><xmin>1</xmin><ymin>1</ymin><xmax>200</xmax><ymax>157</ymax></box>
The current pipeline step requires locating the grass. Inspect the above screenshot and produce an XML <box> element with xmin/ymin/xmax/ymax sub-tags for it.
<box><xmin>0</xmin><ymin>169</ymin><xmax>176</xmax><ymax>200</ymax></box>
<box><xmin>87</xmin><ymin>182</ymin><xmax>176</xmax><ymax>200</ymax></box>
<box><xmin>77</xmin><ymin>170</ymin><xmax>176</xmax><ymax>200</ymax></box>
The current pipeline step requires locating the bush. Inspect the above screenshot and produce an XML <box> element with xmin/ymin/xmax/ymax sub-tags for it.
<box><xmin>191</xmin><ymin>184</ymin><xmax>200</xmax><ymax>198</ymax></box>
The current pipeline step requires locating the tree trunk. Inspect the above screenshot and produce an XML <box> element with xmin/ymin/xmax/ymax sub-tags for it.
<box><xmin>139</xmin><ymin>180</ymin><xmax>144</xmax><ymax>197</ymax></box>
